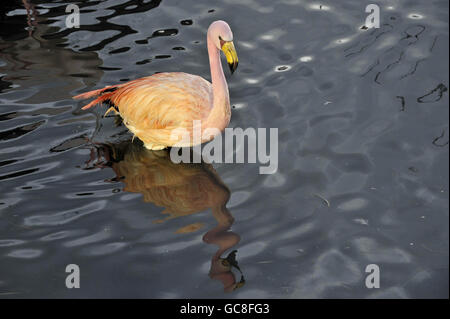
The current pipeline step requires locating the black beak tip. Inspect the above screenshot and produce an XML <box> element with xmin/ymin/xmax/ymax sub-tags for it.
<box><xmin>228</xmin><ymin>62</ymin><xmax>238</xmax><ymax>75</ymax></box>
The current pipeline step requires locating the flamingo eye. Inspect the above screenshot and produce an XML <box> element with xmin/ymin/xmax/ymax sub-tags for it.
<box><xmin>219</xmin><ymin>36</ymin><xmax>225</xmax><ymax>47</ymax></box>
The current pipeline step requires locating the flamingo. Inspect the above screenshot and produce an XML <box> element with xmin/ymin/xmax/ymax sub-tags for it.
<box><xmin>73</xmin><ymin>20</ymin><xmax>238</xmax><ymax>150</ymax></box>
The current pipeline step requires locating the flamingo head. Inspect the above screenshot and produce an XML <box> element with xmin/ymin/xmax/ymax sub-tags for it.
<box><xmin>208</xmin><ymin>20</ymin><xmax>239</xmax><ymax>74</ymax></box>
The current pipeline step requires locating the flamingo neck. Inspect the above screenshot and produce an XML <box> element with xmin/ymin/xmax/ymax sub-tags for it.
<box><xmin>204</xmin><ymin>34</ymin><xmax>231</xmax><ymax>132</ymax></box>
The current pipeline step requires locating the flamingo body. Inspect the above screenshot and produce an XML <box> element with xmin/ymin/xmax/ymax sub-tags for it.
<box><xmin>74</xmin><ymin>21</ymin><xmax>238</xmax><ymax>150</ymax></box>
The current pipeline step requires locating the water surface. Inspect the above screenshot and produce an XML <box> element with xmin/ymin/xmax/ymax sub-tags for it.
<box><xmin>0</xmin><ymin>0</ymin><xmax>448</xmax><ymax>298</ymax></box>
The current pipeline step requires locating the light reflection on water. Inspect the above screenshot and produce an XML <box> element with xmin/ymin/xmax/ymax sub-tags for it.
<box><xmin>85</xmin><ymin>141</ymin><xmax>245</xmax><ymax>291</ymax></box>
<box><xmin>0</xmin><ymin>0</ymin><xmax>448</xmax><ymax>298</ymax></box>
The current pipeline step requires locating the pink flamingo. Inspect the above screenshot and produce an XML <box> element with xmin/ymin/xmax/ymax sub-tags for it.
<box><xmin>73</xmin><ymin>20</ymin><xmax>238</xmax><ymax>150</ymax></box>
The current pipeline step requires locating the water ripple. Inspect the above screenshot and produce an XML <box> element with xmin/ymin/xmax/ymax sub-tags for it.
<box><xmin>23</xmin><ymin>201</ymin><xmax>107</xmax><ymax>226</ymax></box>
<box><xmin>0</xmin><ymin>0</ymin><xmax>447</xmax><ymax>298</ymax></box>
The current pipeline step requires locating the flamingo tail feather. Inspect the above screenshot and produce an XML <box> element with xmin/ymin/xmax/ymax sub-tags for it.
<box><xmin>73</xmin><ymin>85</ymin><xmax>121</xmax><ymax>110</ymax></box>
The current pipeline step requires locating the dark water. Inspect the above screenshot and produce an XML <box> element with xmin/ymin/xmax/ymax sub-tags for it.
<box><xmin>0</xmin><ymin>0</ymin><xmax>448</xmax><ymax>298</ymax></box>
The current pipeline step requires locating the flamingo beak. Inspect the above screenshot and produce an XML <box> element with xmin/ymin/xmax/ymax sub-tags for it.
<box><xmin>221</xmin><ymin>41</ymin><xmax>238</xmax><ymax>74</ymax></box>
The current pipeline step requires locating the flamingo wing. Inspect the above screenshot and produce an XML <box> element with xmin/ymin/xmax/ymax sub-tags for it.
<box><xmin>74</xmin><ymin>72</ymin><xmax>213</xmax><ymax>148</ymax></box>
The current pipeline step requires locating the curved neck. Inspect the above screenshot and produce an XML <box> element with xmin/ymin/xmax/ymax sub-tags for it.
<box><xmin>204</xmin><ymin>33</ymin><xmax>231</xmax><ymax>131</ymax></box>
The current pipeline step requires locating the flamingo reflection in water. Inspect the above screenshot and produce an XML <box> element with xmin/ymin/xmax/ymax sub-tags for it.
<box><xmin>85</xmin><ymin>141</ymin><xmax>245</xmax><ymax>292</ymax></box>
